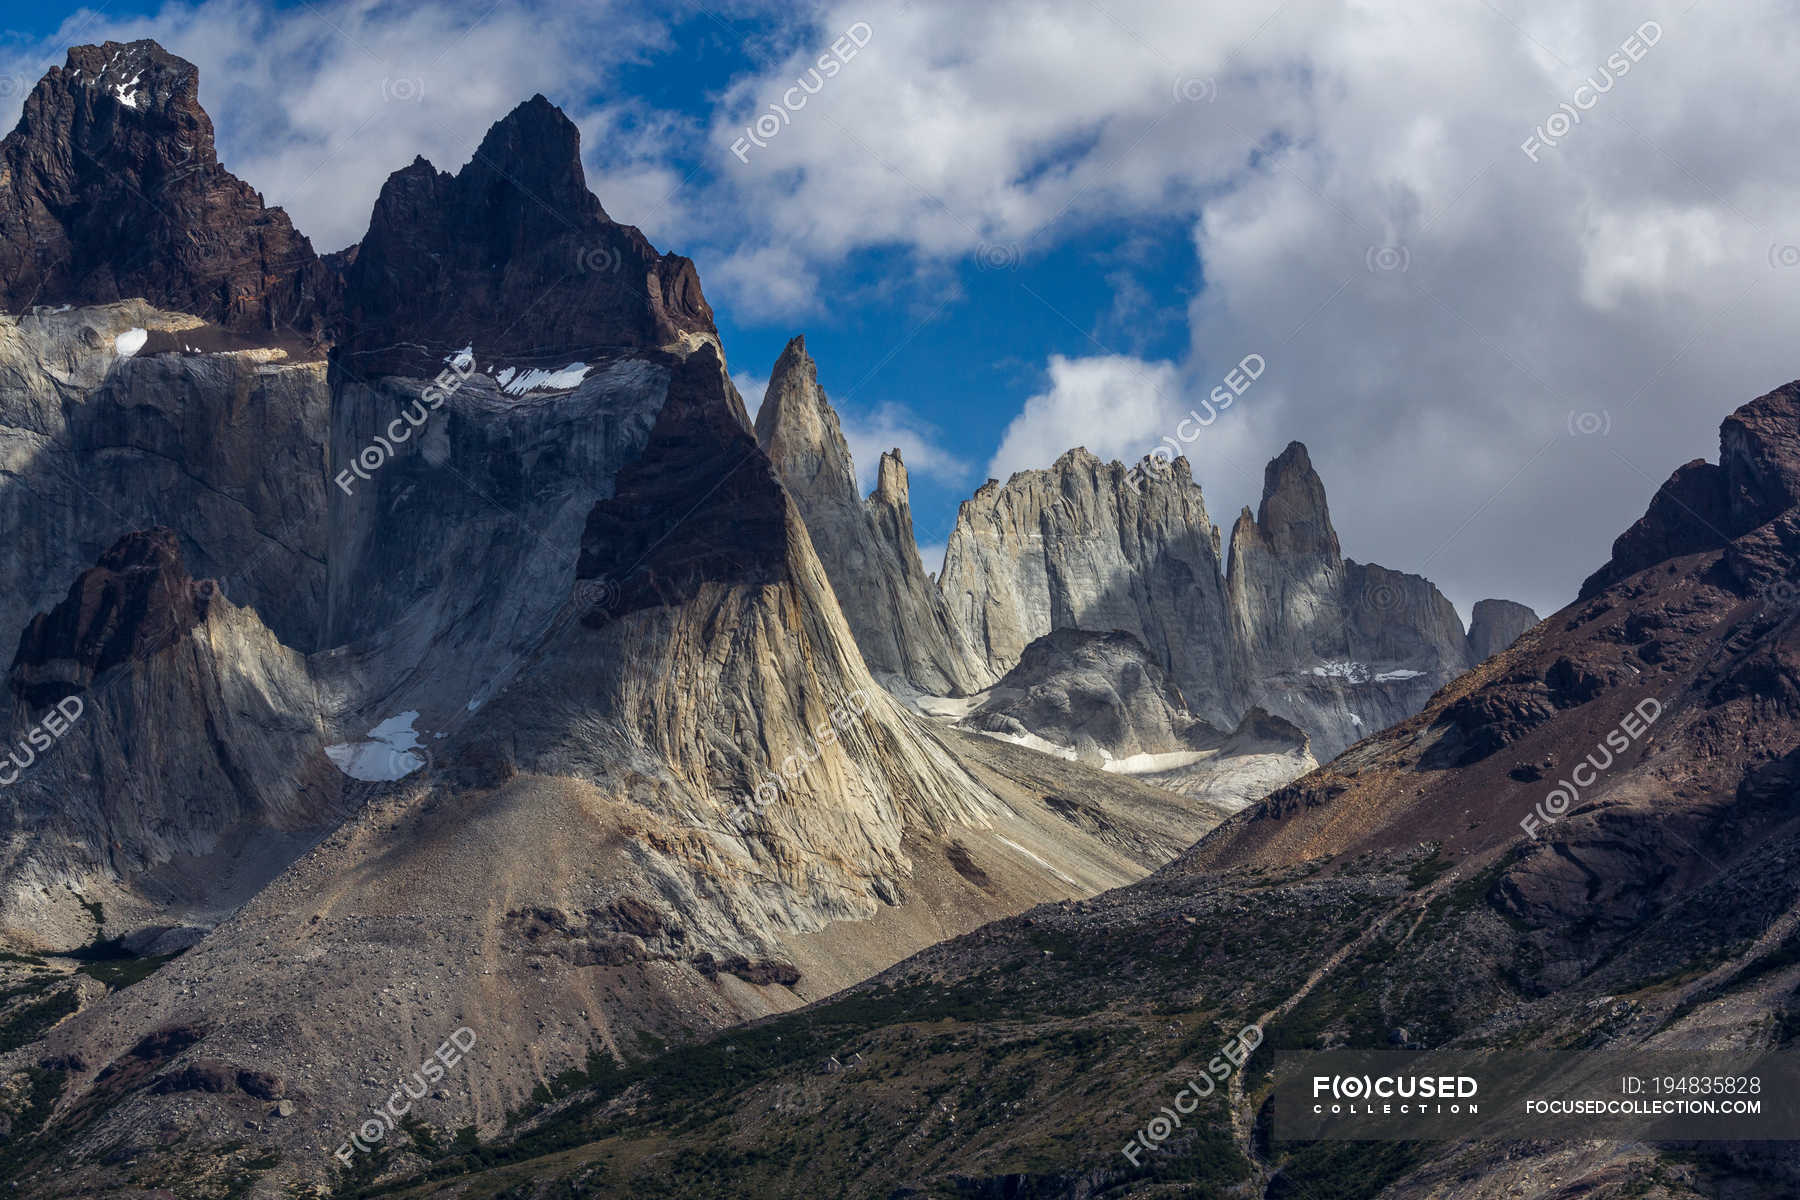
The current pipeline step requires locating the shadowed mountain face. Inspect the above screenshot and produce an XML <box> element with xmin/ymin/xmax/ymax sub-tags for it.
<box><xmin>10</xmin><ymin>528</ymin><xmax>212</xmax><ymax>707</ymax></box>
<box><xmin>1</xmin><ymin>530</ymin><xmax>341</xmax><ymax>947</ymax></box>
<box><xmin>350</xmin><ymin>385</ymin><xmax>1800</xmax><ymax>1200</ymax></box>
<box><xmin>338</xmin><ymin>95</ymin><xmax>713</xmax><ymax>380</ymax></box>
<box><xmin>0</xmin><ymin>40</ymin><xmax>336</xmax><ymax>343</ymax></box>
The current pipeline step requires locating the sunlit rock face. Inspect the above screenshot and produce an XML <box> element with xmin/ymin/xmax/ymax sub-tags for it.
<box><xmin>755</xmin><ymin>335</ymin><xmax>992</xmax><ymax>696</ymax></box>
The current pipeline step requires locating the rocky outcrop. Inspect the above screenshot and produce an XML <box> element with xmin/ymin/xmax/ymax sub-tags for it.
<box><xmin>0</xmin><ymin>302</ymin><xmax>331</xmax><ymax>655</ymax></box>
<box><xmin>955</xmin><ymin>627</ymin><xmax>1316</xmax><ymax>809</ymax></box>
<box><xmin>9</xmin><ymin>528</ymin><xmax>212</xmax><ymax>705</ymax></box>
<box><xmin>0</xmin><ymin>41</ymin><xmax>336</xmax><ymax>342</ymax></box>
<box><xmin>0</xmin><ymin>531</ymin><xmax>339</xmax><ymax>946</ymax></box>
<box><xmin>755</xmin><ymin>336</ymin><xmax>990</xmax><ymax>695</ymax></box>
<box><xmin>940</xmin><ymin>448</ymin><xmax>1237</xmax><ymax>728</ymax></box>
<box><xmin>963</xmin><ymin>629</ymin><xmax>1216</xmax><ymax>764</ymax></box>
<box><xmin>1467</xmin><ymin>598</ymin><xmax>1539</xmax><ymax>662</ymax></box>
<box><xmin>942</xmin><ymin>441</ymin><xmax>1536</xmax><ymax>760</ymax></box>
<box><xmin>1581</xmin><ymin>381</ymin><xmax>1800</xmax><ymax>597</ymax></box>
<box><xmin>337</xmin><ymin>95</ymin><xmax>711</xmax><ymax>379</ymax></box>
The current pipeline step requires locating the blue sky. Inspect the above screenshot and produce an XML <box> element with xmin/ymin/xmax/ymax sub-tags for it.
<box><xmin>5</xmin><ymin>1</ymin><xmax>1800</xmax><ymax>620</ymax></box>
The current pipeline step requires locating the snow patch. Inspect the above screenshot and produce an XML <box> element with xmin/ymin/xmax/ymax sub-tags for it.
<box><xmin>994</xmin><ymin>836</ymin><xmax>1079</xmax><ymax>887</ymax></box>
<box><xmin>493</xmin><ymin>363</ymin><xmax>592</xmax><ymax>395</ymax></box>
<box><xmin>913</xmin><ymin>691</ymin><xmax>987</xmax><ymax>721</ymax></box>
<box><xmin>325</xmin><ymin>711</ymin><xmax>428</xmax><ymax>781</ymax></box>
<box><xmin>113</xmin><ymin>328</ymin><xmax>148</xmax><ymax>357</ymax></box>
<box><xmin>976</xmin><ymin>729</ymin><xmax>1079</xmax><ymax>761</ymax></box>
<box><xmin>1308</xmin><ymin>661</ymin><xmax>1429</xmax><ymax>685</ymax></box>
<box><xmin>1102</xmin><ymin>749</ymin><xmax>1213</xmax><ymax>774</ymax></box>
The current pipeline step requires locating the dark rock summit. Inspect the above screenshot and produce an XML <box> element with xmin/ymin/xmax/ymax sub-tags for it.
<box><xmin>10</xmin><ymin>528</ymin><xmax>213</xmax><ymax>707</ymax></box>
<box><xmin>338</xmin><ymin>94</ymin><xmax>713</xmax><ymax>378</ymax></box>
<box><xmin>0</xmin><ymin>40</ymin><xmax>336</xmax><ymax>341</ymax></box>
<box><xmin>1581</xmin><ymin>380</ymin><xmax>1800</xmax><ymax>597</ymax></box>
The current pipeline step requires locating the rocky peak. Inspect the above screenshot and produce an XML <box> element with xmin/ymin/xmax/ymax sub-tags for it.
<box><xmin>468</xmin><ymin>94</ymin><xmax>601</xmax><ymax>221</ymax></box>
<box><xmin>65</xmin><ymin>39</ymin><xmax>196</xmax><ymax>119</ymax></box>
<box><xmin>1253</xmin><ymin>441</ymin><xmax>1340</xmax><ymax>559</ymax></box>
<box><xmin>1719</xmin><ymin>380</ymin><xmax>1800</xmax><ymax>529</ymax></box>
<box><xmin>754</xmin><ymin>335</ymin><xmax>858</xmax><ymax>501</ymax></box>
<box><xmin>1582</xmin><ymin>381</ymin><xmax>1800</xmax><ymax>597</ymax></box>
<box><xmin>1467</xmin><ymin>598</ymin><xmax>1540</xmax><ymax>662</ymax></box>
<box><xmin>339</xmin><ymin>94</ymin><xmax>713</xmax><ymax>376</ymax></box>
<box><xmin>10</xmin><ymin>528</ymin><xmax>215</xmax><ymax>707</ymax></box>
<box><xmin>0</xmin><ymin>40</ymin><xmax>336</xmax><ymax>340</ymax></box>
<box><xmin>874</xmin><ymin>448</ymin><xmax>909</xmax><ymax>507</ymax></box>
<box><xmin>753</xmin><ymin>338</ymin><xmax>989</xmax><ymax>695</ymax></box>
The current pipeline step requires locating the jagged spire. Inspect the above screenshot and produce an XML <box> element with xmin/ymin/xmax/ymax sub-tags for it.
<box><xmin>1254</xmin><ymin>442</ymin><xmax>1340</xmax><ymax>559</ymax></box>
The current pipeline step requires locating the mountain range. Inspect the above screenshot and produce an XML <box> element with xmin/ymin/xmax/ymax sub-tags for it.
<box><xmin>1</xmin><ymin>37</ymin><xmax>1786</xmax><ymax>1200</ymax></box>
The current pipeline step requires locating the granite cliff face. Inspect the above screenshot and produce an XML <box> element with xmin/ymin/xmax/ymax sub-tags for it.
<box><xmin>941</xmin><ymin>448</ymin><xmax>1238</xmax><ymax>728</ymax></box>
<box><xmin>1467</xmin><ymin>597</ymin><xmax>1539</xmax><ymax>661</ymax></box>
<box><xmin>1226</xmin><ymin>442</ymin><xmax>1482</xmax><ymax>757</ymax></box>
<box><xmin>0</xmin><ymin>301</ymin><xmax>332</xmax><ymax>657</ymax></box>
<box><xmin>755</xmin><ymin>336</ymin><xmax>991</xmax><ymax>695</ymax></box>
<box><xmin>1</xmin><ymin>531</ymin><xmax>339</xmax><ymax>945</ymax></box>
<box><xmin>0</xmin><ymin>40</ymin><xmax>336</xmax><ymax>341</ymax></box>
<box><xmin>943</xmin><ymin>441</ymin><xmax>1538</xmax><ymax>758</ymax></box>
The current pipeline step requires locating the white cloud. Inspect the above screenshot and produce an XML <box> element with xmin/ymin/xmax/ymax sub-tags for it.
<box><xmin>706</xmin><ymin>244</ymin><xmax>822</xmax><ymax>320</ymax></box>
<box><xmin>699</xmin><ymin>0</ymin><xmax>1800</xmax><ymax>615</ymax></box>
<box><xmin>988</xmin><ymin>354</ymin><xmax>1180</xmax><ymax>481</ymax></box>
<box><xmin>732</xmin><ymin>369</ymin><xmax>769</xmax><ymax>419</ymax></box>
<box><xmin>13</xmin><ymin>0</ymin><xmax>1800</xmax><ymax>618</ymax></box>
<box><xmin>839</xmin><ymin>403</ymin><xmax>971</xmax><ymax>494</ymax></box>
<box><xmin>3</xmin><ymin>0</ymin><xmax>671</xmax><ymax>251</ymax></box>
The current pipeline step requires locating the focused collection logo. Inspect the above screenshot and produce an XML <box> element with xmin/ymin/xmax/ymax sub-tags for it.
<box><xmin>1311</xmin><ymin>1072</ymin><xmax>1480</xmax><ymax>1116</ymax></box>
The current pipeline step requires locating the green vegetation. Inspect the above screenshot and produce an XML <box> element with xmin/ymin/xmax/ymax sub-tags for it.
<box><xmin>0</xmin><ymin>980</ymin><xmax>79</xmax><ymax>1053</ymax></box>
<box><xmin>74</xmin><ymin>949</ymin><xmax>180</xmax><ymax>989</ymax></box>
<box><xmin>0</xmin><ymin>1067</ymin><xmax>69</xmax><ymax>1180</ymax></box>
